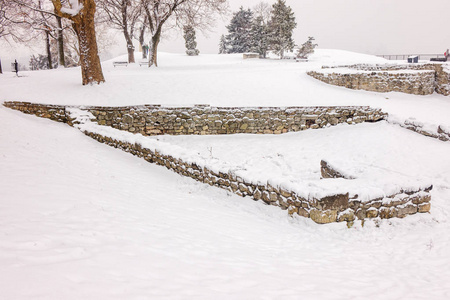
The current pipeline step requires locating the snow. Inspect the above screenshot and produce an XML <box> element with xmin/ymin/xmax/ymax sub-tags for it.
<box><xmin>0</xmin><ymin>49</ymin><xmax>448</xmax><ymax>131</ymax></box>
<box><xmin>1</xmin><ymin>49</ymin><xmax>450</xmax><ymax>299</ymax></box>
<box><xmin>152</xmin><ymin>121</ymin><xmax>447</xmax><ymax>201</ymax></box>
<box><xmin>61</xmin><ymin>0</ymin><xmax>83</xmax><ymax>16</ymax></box>
<box><xmin>318</xmin><ymin>67</ymin><xmax>434</xmax><ymax>75</ymax></box>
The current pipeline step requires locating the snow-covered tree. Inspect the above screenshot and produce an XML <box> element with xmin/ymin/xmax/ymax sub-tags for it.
<box><xmin>225</xmin><ymin>6</ymin><xmax>253</xmax><ymax>53</ymax></box>
<box><xmin>52</xmin><ymin>0</ymin><xmax>105</xmax><ymax>85</ymax></box>
<box><xmin>0</xmin><ymin>0</ymin><xmax>15</xmax><ymax>40</ymax></box>
<box><xmin>296</xmin><ymin>36</ymin><xmax>318</xmax><ymax>59</ymax></box>
<box><xmin>250</xmin><ymin>15</ymin><xmax>269</xmax><ymax>58</ymax></box>
<box><xmin>218</xmin><ymin>34</ymin><xmax>227</xmax><ymax>54</ymax></box>
<box><xmin>183</xmin><ymin>25</ymin><xmax>199</xmax><ymax>56</ymax></box>
<box><xmin>268</xmin><ymin>0</ymin><xmax>296</xmax><ymax>59</ymax></box>
<box><xmin>29</xmin><ymin>53</ymin><xmax>57</xmax><ymax>70</ymax></box>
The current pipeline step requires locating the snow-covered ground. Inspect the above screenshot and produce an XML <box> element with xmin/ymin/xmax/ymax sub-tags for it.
<box><xmin>2</xmin><ymin>99</ymin><xmax>450</xmax><ymax>300</ymax></box>
<box><xmin>153</xmin><ymin>121</ymin><xmax>450</xmax><ymax>201</ymax></box>
<box><xmin>1</xmin><ymin>49</ymin><xmax>449</xmax><ymax>129</ymax></box>
<box><xmin>1</xmin><ymin>49</ymin><xmax>450</xmax><ymax>299</ymax></box>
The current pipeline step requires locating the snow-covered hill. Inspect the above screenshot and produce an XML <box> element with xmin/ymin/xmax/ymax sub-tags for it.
<box><xmin>1</xmin><ymin>50</ymin><xmax>450</xmax><ymax>299</ymax></box>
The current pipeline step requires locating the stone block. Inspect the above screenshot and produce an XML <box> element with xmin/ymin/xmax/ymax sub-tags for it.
<box><xmin>337</xmin><ymin>209</ymin><xmax>355</xmax><ymax>222</ymax></box>
<box><xmin>320</xmin><ymin>160</ymin><xmax>352</xmax><ymax>179</ymax></box>
<box><xmin>418</xmin><ymin>203</ymin><xmax>431</xmax><ymax>213</ymax></box>
<box><xmin>379</xmin><ymin>207</ymin><xmax>397</xmax><ymax>219</ymax></box>
<box><xmin>297</xmin><ymin>208</ymin><xmax>310</xmax><ymax>218</ymax></box>
<box><xmin>397</xmin><ymin>203</ymin><xmax>417</xmax><ymax>218</ymax></box>
<box><xmin>310</xmin><ymin>209</ymin><xmax>338</xmax><ymax>224</ymax></box>
<box><xmin>366</xmin><ymin>208</ymin><xmax>379</xmax><ymax>218</ymax></box>
<box><xmin>288</xmin><ymin>205</ymin><xmax>298</xmax><ymax>216</ymax></box>
<box><xmin>411</xmin><ymin>193</ymin><xmax>431</xmax><ymax>205</ymax></box>
<box><xmin>314</xmin><ymin>193</ymin><xmax>349</xmax><ymax>211</ymax></box>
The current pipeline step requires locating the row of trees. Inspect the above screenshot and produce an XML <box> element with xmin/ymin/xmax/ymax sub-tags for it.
<box><xmin>219</xmin><ymin>0</ymin><xmax>296</xmax><ymax>59</ymax></box>
<box><xmin>0</xmin><ymin>0</ymin><xmax>228</xmax><ymax>85</ymax></box>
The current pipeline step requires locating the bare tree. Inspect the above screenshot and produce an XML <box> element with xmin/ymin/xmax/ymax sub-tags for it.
<box><xmin>137</xmin><ymin>15</ymin><xmax>149</xmax><ymax>59</ymax></box>
<box><xmin>3</xmin><ymin>0</ymin><xmax>75</xmax><ymax>68</ymax></box>
<box><xmin>98</xmin><ymin>0</ymin><xmax>144</xmax><ymax>63</ymax></box>
<box><xmin>141</xmin><ymin>0</ymin><xmax>227</xmax><ymax>67</ymax></box>
<box><xmin>252</xmin><ymin>1</ymin><xmax>271</xmax><ymax>22</ymax></box>
<box><xmin>52</xmin><ymin>0</ymin><xmax>105</xmax><ymax>85</ymax></box>
<box><xmin>0</xmin><ymin>0</ymin><xmax>11</xmax><ymax>40</ymax></box>
<box><xmin>0</xmin><ymin>0</ymin><xmax>39</xmax><ymax>42</ymax></box>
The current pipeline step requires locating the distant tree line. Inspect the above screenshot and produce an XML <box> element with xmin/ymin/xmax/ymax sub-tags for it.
<box><xmin>220</xmin><ymin>0</ymin><xmax>317</xmax><ymax>60</ymax></box>
<box><xmin>220</xmin><ymin>0</ymin><xmax>296</xmax><ymax>59</ymax></box>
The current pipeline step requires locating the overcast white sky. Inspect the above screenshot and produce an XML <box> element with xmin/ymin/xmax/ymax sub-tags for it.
<box><xmin>1</xmin><ymin>0</ymin><xmax>449</xmax><ymax>65</ymax></box>
<box><xmin>162</xmin><ymin>0</ymin><xmax>450</xmax><ymax>56</ymax></box>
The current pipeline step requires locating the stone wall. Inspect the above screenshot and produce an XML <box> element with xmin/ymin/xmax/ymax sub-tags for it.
<box><xmin>3</xmin><ymin>102</ymin><xmax>68</xmax><ymax>123</ymax></box>
<box><xmin>308</xmin><ymin>69</ymin><xmax>436</xmax><ymax>95</ymax></box>
<box><xmin>307</xmin><ymin>63</ymin><xmax>450</xmax><ymax>96</ymax></box>
<box><xmin>435</xmin><ymin>64</ymin><xmax>450</xmax><ymax>96</ymax></box>
<box><xmin>3</xmin><ymin>102</ymin><xmax>387</xmax><ymax>136</ymax></box>
<box><xmin>87</xmin><ymin>105</ymin><xmax>386</xmax><ymax>136</ymax></box>
<box><xmin>2</xmin><ymin>101</ymin><xmax>432</xmax><ymax>225</ymax></box>
<box><xmin>83</xmin><ymin>129</ymin><xmax>432</xmax><ymax>226</ymax></box>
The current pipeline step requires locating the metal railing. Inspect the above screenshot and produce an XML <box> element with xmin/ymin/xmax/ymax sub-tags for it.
<box><xmin>377</xmin><ymin>54</ymin><xmax>447</xmax><ymax>61</ymax></box>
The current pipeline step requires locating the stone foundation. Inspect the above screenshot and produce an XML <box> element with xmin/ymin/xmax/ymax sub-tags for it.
<box><xmin>3</xmin><ymin>102</ymin><xmax>387</xmax><ymax>136</ymax></box>
<box><xmin>2</xmin><ymin>101</ymin><xmax>432</xmax><ymax>225</ymax></box>
<box><xmin>307</xmin><ymin>63</ymin><xmax>450</xmax><ymax>96</ymax></box>
<box><xmin>82</xmin><ymin>129</ymin><xmax>432</xmax><ymax>226</ymax></box>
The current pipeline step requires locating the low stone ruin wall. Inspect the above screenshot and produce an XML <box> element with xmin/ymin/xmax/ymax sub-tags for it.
<box><xmin>83</xmin><ymin>129</ymin><xmax>432</xmax><ymax>226</ymax></box>
<box><xmin>308</xmin><ymin>69</ymin><xmax>436</xmax><ymax>95</ymax></box>
<box><xmin>3</xmin><ymin>102</ymin><xmax>387</xmax><ymax>136</ymax></box>
<box><xmin>2</xmin><ymin>101</ymin><xmax>432</xmax><ymax>225</ymax></box>
<box><xmin>435</xmin><ymin>64</ymin><xmax>450</xmax><ymax>96</ymax></box>
<box><xmin>307</xmin><ymin>63</ymin><xmax>450</xmax><ymax>96</ymax></box>
<box><xmin>3</xmin><ymin>102</ymin><xmax>68</xmax><ymax>123</ymax></box>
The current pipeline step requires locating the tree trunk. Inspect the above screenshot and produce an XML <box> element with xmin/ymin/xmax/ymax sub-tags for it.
<box><xmin>139</xmin><ymin>24</ymin><xmax>146</xmax><ymax>59</ymax></box>
<box><xmin>124</xmin><ymin>31</ymin><xmax>135</xmax><ymax>63</ymax></box>
<box><xmin>0</xmin><ymin>58</ymin><xmax>3</xmax><ymax>74</ymax></box>
<box><xmin>71</xmin><ymin>4</ymin><xmax>105</xmax><ymax>85</ymax></box>
<box><xmin>121</xmin><ymin>1</ymin><xmax>135</xmax><ymax>64</ymax></box>
<box><xmin>149</xmin><ymin>29</ymin><xmax>161</xmax><ymax>67</ymax></box>
<box><xmin>52</xmin><ymin>0</ymin><xmax>104</xmax><ymax>85</ymax></box>
<box><xmin>45</xmin><ymin>31</ymin><xmax>53</xmax><ymax>69</ymax></box>
<box><xmin>56</xmin><ymin>15</ymin><xmax>65</xmax><ymax>67</ymax></box>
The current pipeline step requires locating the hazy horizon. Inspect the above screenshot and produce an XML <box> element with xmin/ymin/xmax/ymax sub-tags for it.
<box><xmin>1</xmin><ymin>0</ymin><xmax>449</xmax><ymax>67</ymax></box>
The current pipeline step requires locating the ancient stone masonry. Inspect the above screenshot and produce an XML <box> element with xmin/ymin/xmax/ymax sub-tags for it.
<box><xmin>391</xmin><ymin>119</ymin><xmax>450</xmax><ymax>142</ymax></box>
<box><xmin>87</xmin><ymin>105</ymin><xmax>387</xmax><ymax>136</ymax></box>
<box><xmin>307</xmin><ymin>63</ymin><xmax>450</xmax><ymax>96</ymax></box>
<box><xmin>2</xmin><ymin>101</ymin><xmax>432</xmax><ymax>225</ymax></box>
<box><xmin>435</xmin><ymin>64</ymin><xmax>450</xmax><ymax>96</ymax></box>
<box><xmin>3</xmin><ymin>102</ymin><xmax>68</xmax><ymax>123</ymax></box>
<box><xmin>3</xmin><ymin>102</ymin><xmax>387</xmax><ymax>136</ymax></box>
<box><xmin>82</xmin><ymin>129</ymin><xmax>432</xmax><ymax>227</ymax></box>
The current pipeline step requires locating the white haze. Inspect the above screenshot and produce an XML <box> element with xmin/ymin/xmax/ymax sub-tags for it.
<box><xmin>0</xmin><ymin>0</ymin><xmax>449</xmax><ymax>67</ymax></box>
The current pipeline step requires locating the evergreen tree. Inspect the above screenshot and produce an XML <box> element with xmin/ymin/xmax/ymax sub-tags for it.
<box><xmin>29</xmin><ymin>54</ymin><xmax>58</xmax><ymax>70</ymax></box>
<box><xmin>218</xmin><ymin>34</ymin><xmax>227</xmax><ymax>54</ymax></box>
<box><xmin>225</xmin><ymin>7</ymin><xmax>253</xmax><ymax>53</ymax></box>
<box><xmin>296</xmin><ymin>36</ymin><xmax>318</xmax><ymax>59</ymax></box>
<box><xmin>183</xmin><ymin>25</ymin><xmax>200</xmax><ymax>56</ymax></box>
<box><xmin>250</xmin><ymin>15</ymin><xmax>269</xmax><ymax>58</ymax></box>
<box><xmin>268</xmin><ymin>0</ymin><xmax>296</xmax><ymax>59</ymax></box>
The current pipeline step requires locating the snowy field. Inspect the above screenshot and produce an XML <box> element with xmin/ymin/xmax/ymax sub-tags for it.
<box><xmin>1</xmin><ymin>49</ymin><xmax>450</xmax><ymax>129</ymax></box>
<box><xmin>1</xmin><ymin>50</ymin><xmax>450</xmax><ymax>299</ymax></box>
